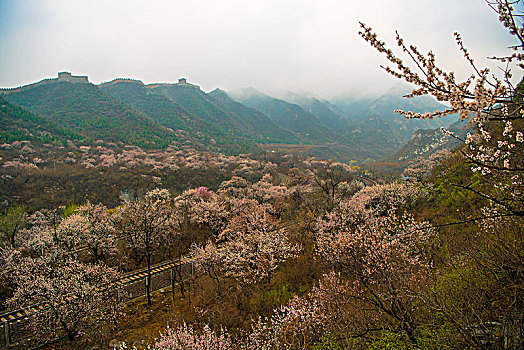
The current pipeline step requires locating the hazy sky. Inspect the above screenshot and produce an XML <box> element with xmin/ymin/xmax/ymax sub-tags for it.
<box><xmin>0</xmin><ymin>0</ymin><xmax>520</xmax><ymax>98</ymax></box>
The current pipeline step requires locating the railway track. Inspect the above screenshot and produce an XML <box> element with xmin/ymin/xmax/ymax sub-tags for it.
<box><xmin>354</xmin><ymin>175</ymin><xmax>378</xmax><ymax>186</ymax></box>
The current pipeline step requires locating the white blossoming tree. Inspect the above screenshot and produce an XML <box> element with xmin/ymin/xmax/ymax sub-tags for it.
<box><xmin>218</xmin><ymin>206</ymin><xmax>300</xmax><ymax>285</ymax></box>
<box><xmin>118</xmin><ymin>188</ymin><xmax>178</xmax><ymax>305</ymax></box>
<box><xmin>359</xmin><ymin>0</ymin><xmax>523</xmax><ymax>219</ymax></box>
<box><xmin>1</xmin><ymin>248</ymin><xmax>122</xmax><ymax>342</ymax></box>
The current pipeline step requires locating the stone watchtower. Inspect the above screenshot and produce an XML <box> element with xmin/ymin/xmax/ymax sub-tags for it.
<box><xmin>57</xmin><ymin>72</ymin><xmax>89</xmax><ymax>83</ymax></box>
<box><xmin>176</xmin><ymin>78</ymin><xmax>200</xmax><ymax>89</ymax></box>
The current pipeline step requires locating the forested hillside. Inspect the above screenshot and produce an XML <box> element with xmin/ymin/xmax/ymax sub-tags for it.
<box><xmin>0</xmin><ymin>96</ymin><xmax>81</xmax><ymax>144</ymax></box>
<box><xmin>100</xmin><ymin>80</ymin><xmax>257</xmax><ymax>153</ymax></box>
<box><xmin>2</xmin><ymin>81</ymin><xmax>175</xmax><ymax>148</ymax></box>
<box><xmin>230</xmin><ymin>87</ymin><xmax>350</xmax><ymax>145</ymax></box>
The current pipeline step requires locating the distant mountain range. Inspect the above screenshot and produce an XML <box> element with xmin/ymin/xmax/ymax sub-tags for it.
<box><xmin>230</xmin><ymin>88</ymin><xmax>349</xmax><ymax>145</ymax></box>
<box><xmin>331</xmin><ymin>93</ymin><xmax>458</xmax><ymax>157</ymax></box>
<box><xmin>0</xmin><ymin>72</ymin><xmax>462</xmax><ymax>162</ymax></box>
<box><xmin>277</xmin><ymin>91</ymin><xmax>348</xmax><ymax>131</ymax></box>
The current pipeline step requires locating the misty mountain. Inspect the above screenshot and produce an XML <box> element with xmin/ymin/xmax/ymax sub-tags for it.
<box><xmin>334</xmin><ymin>93</ymin><xmax>456</xmax><ymax>136</ymax></box>
<box><xmin>271</xmin><ymin>90</ymin><xmax>459</xmax><ymax>159</ymax></box>
<box><xmin>146</xmin><ymin>81</ymin><xmax>303</xmax><ymax>145</ymax></box>
<box><xmin>322</xmin><ymin>93</ymin><xmax>458</xmax><ymax>158</ymax></box>
<box><xmin>278</xmin><ymin>91</ymin><xmax>349</xmax><ymax>131</ymax></box>
<box><xmin>229</xmin><ymin>88</ymin><xmax>352</xmax><ymax>145</ymax></box>
<box><xmin>206</xmin><ymin>88</ymin><xmax>298</xmax><ymax>143</ymax></box>
<box><xmin>342</xmin><ymin>115</ymin><xmax>406</xmax><ymax>158</ymax></box>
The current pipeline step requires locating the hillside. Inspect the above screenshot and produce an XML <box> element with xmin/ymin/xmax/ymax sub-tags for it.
<box><xmin>207</xmin><ymin>88</ymin><xmax>297</xmax><ymax>144</ymax></box>
<box><xmin>147</xmin><ymin>83</ymin><xmax>250</xmax><ymax>137</ymax></box>
<box><xmin>0</xmin><ymin>95</ymin><xmax>81</xmax><ymax>144</ymax></box>
<box><xmin>1</xmin><ymin>80</ymin><xmax>175</xmax><ymax>148</ymax></box>
<box><xmin>389</xmin><ymin>119</ymin><xmax>471</xmax><ymax>162</ymax></box>
<box><xmin>0</xmin><ymin>74</ymin><xmax>461</xmax><ymax>162</ymax></box>
<box><xmin>99</xmin><ymin>79</ymin><xmax>255</xmax><ymax>153</ymax></box>
<box><xmin>237</xmin><ymin>88</ymin><xmax>459</xmax><ymax>160</ymax></box>
<box><xmin>320</xmin><ymin>93</ymin><xmax>458</xmax><ymax>158</ymax></box>
<box><xmin>99</xmin><ymin>79</ymin><xmax>191</xmax><ymax>132</ymax></box>
<box><xmin>334</xmin><ymin>93</ymin><xmax>456</xmax><ymax>136</ymax></box>
<box><xmin>343</xmin><ymin>115</ymin><xmax>406</xmax><ymax>158</ymax></box>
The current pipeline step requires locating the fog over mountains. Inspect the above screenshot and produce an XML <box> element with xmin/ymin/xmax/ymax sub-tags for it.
<box><xmin>1</xmin><ymin>73</ymin><xmax>462</xmax><ymax>162</ymax></box>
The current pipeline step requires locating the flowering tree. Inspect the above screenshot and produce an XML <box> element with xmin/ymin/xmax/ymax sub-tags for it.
<box><xmin>359</xmin><ymin>0</ymin><xmax>523</xmax><ymax>219</ymax></box>
<box><xmin>191</xmin><ymin>203</ymin><xmax>299</xmax><ymax>287</ymax></box>
<box><xmin>190</xmin><ymin>240</ymin><xmax>224</xmax><ymax>295</ymax></box>
<box><xmin>402</xmin><ymin>148</ymin><xmax>452</xmax><ymax>181</ymax></box>
<box><xmin>218</xmin><ymin>206</ymin><xmax>300</xmax><ymax>284</ymax></box>
<box><xmin>312</xmin><ymin>162</ymin><xmax>355</xmax><ymax>212</ymax></box>
<box><xmin>1</xmin><ymin>248</ymin><xmax>122</xmax><ymax>342</ymax></box>
<box><xmin>191</xmin><ymin>194</ymin><xmax>230</xmax><ymax>238</ymax></box>
<box><xmin>347</xmin><ymin>181</ymin><xmax>421</xmax><ymax>217</ymax></box>
<box><xmin>249</xmin><ymin>174</ymin><xmax>290</xmax><ymax>206</ymax></box>
<box><xmin>16</xmin><ymin>209</ymin><xmax>62</xmax><ymax>255</ymax></box>
<box><xmin>217</xmin><ymin>176</ymin><xmax>251</xmax><ymax>198</ymax></box>
<box><xmin>316</xmin><ymin>206</ymin><xmax>435</xmax><ymax>344</ymax></box>
<box><xmin>358</xmin><ymin>4</ymin><xmax>524</xmax><ymax>345</ymax></box>
<box><xmin>148</xmin><ymin>274</ymin><xmax>353</xmax><ymax>349</ymax></box>
<box><xmin>242</xmin><ymin>272</ymin><xmax>354</xmax><ymax>349</ymax></box>
<box><xmin>118</xmin><ymin>188</ymin><xmax>177</xmax><ymax>305</ymax></box>
<box><xmin>150</xmin><ymin>322</ymin><xmax>233</xmax><ymax>350</ymax></box>
<box><xmin>192</xmin><ymin>193</ymin><xmax>260</xmax><ymax>239</ymax></box>
<box><xmin>75</xmin><ymin>201</ymin><xmax>116</xmax><ymax>263</ymax></box>
<box><xmin>194</xmin><ymin>186</ymin><xmax>213</xmax><ymax>200</ymax></box>
<box><xmin>54</xmin><ymin>212</ymin><xmax>86</xmax><ymax>252</ymax></box>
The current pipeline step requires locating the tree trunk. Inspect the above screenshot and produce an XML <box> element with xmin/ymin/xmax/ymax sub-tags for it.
<box><xmin>404</xmin><ymin>322</ymin><xmax>418</xmax><ymax>346</ymax></box>
<box><xmin>210</xmin><ymin>267</ymin><xmax>221</xmax><ymax>298</ymax></box>
<box><xmin>146</xmin><ymin>252</ymin><xmax>152</xmax><ymax>306</ymax></box>
<box><xmin>176</xmin><ymin>250</ymin><xmax>186</xmax><ymax>298</ymax></box>
<box><xmin>171</xmin><ymin>266</ymin><xmax>176</xmax><ymax>304</ymax></box>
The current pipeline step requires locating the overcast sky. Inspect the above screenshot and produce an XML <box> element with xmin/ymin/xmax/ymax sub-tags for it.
<box><xmin>0</xmin><ymin>0</ymin><xmax>520</xmax><ymax>98</ymax></box>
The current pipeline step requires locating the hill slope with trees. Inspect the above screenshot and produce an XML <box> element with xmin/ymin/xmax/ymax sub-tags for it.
<box><xmin>2</xmin><ymin>81</ymin><xmax>175</xmax><ymax>148</ymax></box>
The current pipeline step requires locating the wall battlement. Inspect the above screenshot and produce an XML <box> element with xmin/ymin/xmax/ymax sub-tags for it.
<box><xmin>144</xmin><ymin>79</ymin><xmax>200</xmax><ymax>90</ymax></box>
<box><xmin>0</xmin><ymin>72</ymin><xmax>89</xmax><ymax>94</ymax></box>
<box><xmin>99</xmin><ymin>78</ymin><xmax>145</xmax><ymax>86</ymax></box>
